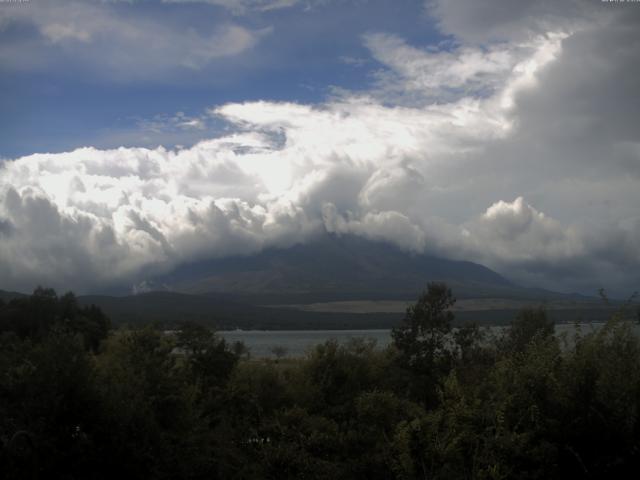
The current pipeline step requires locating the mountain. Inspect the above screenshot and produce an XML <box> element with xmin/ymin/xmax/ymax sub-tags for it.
<box><xmin>157</xmin><ymin>234</ymin><xmax>516</xmax><ymax>303</ymax></box>
<box><xmin>0</xmin><ymin>289</ymin><xmax>28</xmax><ymax>302</ymax></box>
<box><xmin>4</xmin><ymin>235</ymin><xmax>612</xmax><ymax>330</ymax></box>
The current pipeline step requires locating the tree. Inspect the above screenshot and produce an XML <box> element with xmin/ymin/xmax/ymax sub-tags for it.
<box><xmin>271</xmin><ymin>345</ymin><xmax>288</xmax><ymax>361</ymax></box>
<box><xmin>175</xmin><ymin>321</ymin><xmax>239</xmax><ymax>390</ymax></box>
<box><xmin>392</xmin><ymin>282</ymin><xmax>455</xmax><ymax>364</ymax></box>
<box><xmin>504</xmin><ymin>306</ymin><xmax>554</xmax><ymax>354</ymax></box>
<box><xmin>93</xmin><ymin>327</ymin><xmax>205</xmax><ymax>478</ymax></box>
<box><xmin>392</xmin><ymin>282</ymin><xmax>456</xmax><ymax>405</ymax></box>
<box><xmin>0</xmin><ymin>329</ymin><xmax>99</xmax><ymax>479</ymax></box>
<box><xmin>0</xmin><ymin>288</ymin><xmax>109</xmax><ymax>352</ymax></box>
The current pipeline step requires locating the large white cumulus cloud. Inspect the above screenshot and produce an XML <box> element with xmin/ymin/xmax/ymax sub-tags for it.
<box><xmin>0</xmin><ymin>138</ymin><xmax>319</xmax><ymax>292</ymax></box>
<box><xmin>1</xmin><ymin>0</ymin><xmax>639</xmax><ymax>295</ymax></box>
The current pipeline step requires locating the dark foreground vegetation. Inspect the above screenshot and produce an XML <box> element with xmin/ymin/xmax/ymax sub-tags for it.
<box><xmin>1</xmin><ymin>285</ymin><xmax>640</xmax><ymax>479</ymax></box>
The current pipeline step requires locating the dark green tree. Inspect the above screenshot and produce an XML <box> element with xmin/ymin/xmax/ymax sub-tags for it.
<box><xmin>392</xmin><ymin>282</ymin><xmax>456</xmax><ymax>406</ymax></box>
<box><xmin>504</xmin><ymin>306</ymin><xmax>554</xmax><ymax>354</ymax></box>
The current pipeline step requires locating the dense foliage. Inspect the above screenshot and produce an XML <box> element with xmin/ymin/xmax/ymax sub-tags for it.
<box><xmin>1</xmin><ymin>284</ymin><xmax>640</xmax><ymax>479</ymax></box>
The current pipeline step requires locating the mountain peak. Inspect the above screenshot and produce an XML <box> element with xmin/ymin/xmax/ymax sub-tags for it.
<box><xmin>156</xmin><ymin>234</ymin><xmax>511</xmax><ymax>301</ymax></box>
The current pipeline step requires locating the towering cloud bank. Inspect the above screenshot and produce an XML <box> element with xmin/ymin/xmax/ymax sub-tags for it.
<box><xmin>1</xmin><ymin>0</ymin><xmax>639</xmax><ymax>294</ymax></box>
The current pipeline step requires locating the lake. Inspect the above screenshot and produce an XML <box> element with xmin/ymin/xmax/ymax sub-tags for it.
<box><xmin>219</xmin><ymin>322</ymin><xmax>620</xmax><ymax>358</ymax></box>
<box><xmin>219</xmin><ymin>329</ymin><xmax>392</xmax><ymax>358</ymax></box>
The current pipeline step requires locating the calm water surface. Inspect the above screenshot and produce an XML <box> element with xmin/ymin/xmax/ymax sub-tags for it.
<box><xmin>220</xmin><ymin>329</ymin><xmax>392</xmax><ymax>358</ymax></box>
<box><xmin>220</xmin><ymin>323</ymin><xmax>619</xmax><ymax>358</ymax></box>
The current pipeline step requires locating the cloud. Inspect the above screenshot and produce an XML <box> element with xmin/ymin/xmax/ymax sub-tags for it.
<box><xmin>40</xmin><ymin>22</ymin><xmax>92</xmax><ymax>43</ymax></box>
<box><xmin>425</xmin><ymin>0</ymin><xmax>601</xmax><ymax>43</ymax></box>
<box><xmin>363</xmin><ymin>32</ymin><xmax>516</xmax><ymax>101</ymax></box>
<box><xmin>463</xmin><ymin>197</ymin><xmax>584</xmax><ymax>268</ymax></box>
<box><xmin>0</xmin><ymin>137</ymin><xmax>322</xmax><ymax>292</ymax></box>
<box><xmin>162</xmin><ymin>0</ymin><xmax>301</xmax><ymax>14</ymax></box>
<box><xmin>0</xmin><ymin>0</ymin><xmax>265</xmax><ymax>78</ymax></box>
<box><xmin>160</xmin><ymin>0</ymin><xmax>340</xmax><ymax>14</ymax></box>
<box><xmin>322</xmin><ymin>203</ymin><xmax>427</xmax><ymax>253</ymax></box>
<box><xmin>136</xmin><ymin>112</ymin><xmax>208</xmax><ymax>134</ymax></box>
<box><xmin>1</xmin><ymin>0</ymin><xmax>639</xmax><ymax>295</ymax></box>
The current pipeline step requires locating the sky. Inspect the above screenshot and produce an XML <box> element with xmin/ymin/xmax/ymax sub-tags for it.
<box><xmin>0</xmin><ymin>0</ymin><xmax>639</xmax><ymax>297</ymax></box>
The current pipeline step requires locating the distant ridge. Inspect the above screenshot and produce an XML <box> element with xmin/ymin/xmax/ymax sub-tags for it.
<box><xmin>2</xmin><ymin>235</ymin><xmax>614</xmax><ymax>329</ymax></box>
<box><xmin>158</xmin><ymin>234</ymin><xmax>514</xmax><ymax>302</ymax></box>
<box><xmin>0</xmin><ymin>290</ymin><xmax>28</xmax><ymax>302</ymax></box>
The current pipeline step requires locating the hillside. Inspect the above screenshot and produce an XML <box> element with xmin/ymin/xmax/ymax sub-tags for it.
<box><xmin>3</xmin><ymin>235</ymin><xmax>612</xmax><ymax>329</ymax></box>
<box><xmin>153</xmin><ymin>234</ymin><xmax>595</xmax><ymax>306</ymax></box>
<box><xmin>0</xmin><ymin>290</ymin><xmax>27</xmax><ymax>302</ymax></box>
<box><xmin>158</xmin><ymin>234</ymin><xmax>514</xmax><ymax>300</ymax></box>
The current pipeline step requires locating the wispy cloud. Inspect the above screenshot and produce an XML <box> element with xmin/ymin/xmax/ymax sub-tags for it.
<box><xmin>162</xmin><ymin>0</ymin><xmax>301</xmax><ymax>14</ymax></box>
<box><xmin>0</xmin><ymin>0</ymin><xmax>267</xmax><ymax>79</ymax></box>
